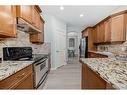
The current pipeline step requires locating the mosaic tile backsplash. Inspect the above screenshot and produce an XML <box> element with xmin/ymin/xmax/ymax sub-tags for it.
<box><xmin>0</xmin><ymin>30</ymin><xmax>51</xmax><ymax>59</ymax></box>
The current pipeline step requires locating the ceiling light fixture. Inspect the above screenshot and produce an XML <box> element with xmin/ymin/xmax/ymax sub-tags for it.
<box><xmin>80</xmin><ymin>14</ymin><xmax>84</xmax><ymax>18</ymax></box>
<box><xmin>60</xmin><ymin>6</ymin><xmax>64</xmax><ymax>10</ymax></box>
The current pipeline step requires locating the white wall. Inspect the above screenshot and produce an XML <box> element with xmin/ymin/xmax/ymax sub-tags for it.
<box><xmin>42</xmin><ymin>13</ymin><xmax>67</xmax><ymax>69</ymax></box>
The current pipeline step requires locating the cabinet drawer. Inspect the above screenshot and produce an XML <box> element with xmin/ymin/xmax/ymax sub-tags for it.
<box><xmin>0</xmin><ymin>64</ymin><xmax>33</xmax><ymax>89</ymax></box>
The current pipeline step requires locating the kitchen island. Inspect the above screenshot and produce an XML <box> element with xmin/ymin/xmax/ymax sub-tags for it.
<box><xmin>80</xmin><ymin>58</ymin><xmax>127</xmax><ymax>89</ymax></box>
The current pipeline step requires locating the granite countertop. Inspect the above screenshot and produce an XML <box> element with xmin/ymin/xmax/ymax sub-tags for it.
<box><xmin>0</xmin><ymin>61</ymin><xmax>34</xmax><ymax>81</ymax></box>
<box><xmin>80</xmin><ymin>58</ymin><xmax>127</xmax><ymax>89</ymax></box>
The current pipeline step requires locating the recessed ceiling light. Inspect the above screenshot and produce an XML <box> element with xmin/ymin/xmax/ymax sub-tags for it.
<box><xmin>80</xmin><ymin>14</ymin><xmax>84</xmax><ymax>18</ymax></box>
<box><xmin>60</xmin><ymin>6</ymin><xmax>64</xmax><ymax>10</ymax></box>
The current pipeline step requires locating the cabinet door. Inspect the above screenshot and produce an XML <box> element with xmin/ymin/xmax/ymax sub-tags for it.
<box><xmin>17</xmin><ymin>5</ymin><xmax>33</xmax><ymax>24</ymax></box>
<box><xmin>82</xmin><ymin>63</ymin><xmax>106</xmax><ymax>89</ymax></box>
<box><xmin>96</xmin><ymin>25</ymin><xmax>100</xmax><ymax>43</ymax></box>
<box><xmin>93</xmin><ymin>27</ymin><xmax>98</xmax><ymax>43</ymax></box>
<box><xmin>32</xmin><ymin>7</ymin><xmax>41</xmax><ymax>29</ymax></box>
<box><xmin>88</xmin><ymin>29</ymin><xmax>96</xmax><ymax>51</ymax></box>
<box><xmin>0</xmin><ymin>6</ymin><xmax>17</xmax><ymax>37</ymax></box>
<box><xmin>30</xmin><ymin>32</ymin><xmax>43</xmax><ymax>44</ymax></box>
<box><xmin>82</xmin><ymin>63</ymin><xmax>88</xmax><ymax>89</ymax></box>
<box><xmin>14</xmin><ymin>73</ymin><xmax>33</xmax><ymax>89</ymax></box>
<box><xmin>0</xmin><ymin>65</ymin><xmax>33</xmax><ymax>89</ymax></box>
<box><xmin>86</xmin><ymin>64</ymin><xmax>106</xmax><ymax>89</ymax></box>
<box><xmin>93</xmin><ymin>25</ymin><xmax>100</xmax><ymax>43</ymax></box>
<box><xmin>104</xmin><ymin>19</ymin><xmax>111</xmax><ymax>42</ymax></box>
<box><xmin>111</xmin><ymin>14</ymin><xmax>126</xmax><ymax>42</ymax></box>
<box><xmin>99</xmin><ymin>23</ymin><xmax>105</xmax><ymax>43</ymax></box>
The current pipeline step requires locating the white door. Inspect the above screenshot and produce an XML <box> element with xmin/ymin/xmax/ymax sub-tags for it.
<box><xmin>55</xmin><ymin>30</ymin><xmax>66</xmax><ymax>68</ymax></box>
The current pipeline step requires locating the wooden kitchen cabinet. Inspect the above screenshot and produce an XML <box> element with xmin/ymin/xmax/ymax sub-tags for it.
<box><xmin>30</xmin><ymin>32</ymin><xmax>44</xmax><ymax>44</ymax></box>
<box><xmin>90</xmin><ymin>11</ymin><xmax>127</xmax><ymax>45</ymax></box>
<box><xmin>32</xmin><ymin>6</ymin><xmax>42</xmax><ymax>30</ymax></box>
<box><xmin>110</xmin><ymin>14</ymin><xmax>127</xmax><ymax>42</ymax></box>
<box><xmin>104</xmin><ymin>19</ymin><xmax>111</xmax><ymax>42</ymax></box>
<box><xmin>94</xmin><ymin>22</ymin><xmax>105</xmax><ymax>43</ymax></box>
<box><xmin>0</xmin><ymin>65</ymin><xmax>34</xmax><ymax>89</ymax></box>
<box><xmin>99</xmin><ymin>22</ymin><xmax>105</xmax><ymax>43</ymax></box>
<box><xmin>0</xmin><ymin>6</ymin><xmax>17</xmax><ymax>38</ymax></box>
<box><xmin>82</xmin><ymin>28</ymin><xmax>88</xmax><ymax>38</ymax></box>
<box><xmin>16</xmin><ymin>5</ymin><xmax>33</xmax><ymax>24</ymax></box>
<box><xmin>88</xmin><ymin>28</ymin><xmax>97</xmax><ymax>51</ymax></box>
<box><xmin>93</xmin><ymin>27</ymin><xmax>98</xmax><ymax>43</ymax></box>
<box><xmin>81</xmin><ymin>63</ymin><xmax>114</xmax><ymax>89</ymax></box>
<box><xmin>30</xmin><ymin>15</ymin><xmax>44</xmax><ymax>44</ymax></box>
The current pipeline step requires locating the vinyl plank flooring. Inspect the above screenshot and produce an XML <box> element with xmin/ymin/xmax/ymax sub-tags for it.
<box><xmin>43</xmin><ymin>57</ymin><xmax>81</xmax><ymax>89</ymax></box>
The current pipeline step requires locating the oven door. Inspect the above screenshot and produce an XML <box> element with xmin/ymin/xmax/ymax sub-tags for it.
<box><xmin>34</xmin><ymin>58</ymin><xmax>48</xmax><ymax>88</ymax></box>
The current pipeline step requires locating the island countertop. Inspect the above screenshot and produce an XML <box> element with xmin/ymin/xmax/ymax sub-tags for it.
<box><xmin>80</xmin><ymin>58</ymin><xmax>127</xmax><ymax>89</ymax></box>
<box><xmin>0</xmin><ymin>61</ymin><xmax>34</xmax><ymax>81</ymax></box>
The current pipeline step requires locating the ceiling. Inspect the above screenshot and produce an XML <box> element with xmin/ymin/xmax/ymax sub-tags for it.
<box><xmin>40</xmin><ymin>6</ymin><xmax>126</xmax><ymax>28</ymax></box>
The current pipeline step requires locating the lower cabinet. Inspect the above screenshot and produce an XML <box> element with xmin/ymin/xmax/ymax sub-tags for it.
<box><xmin>0</xmin><ymin>65</ymin><xmax>34</xmax><ymax>89</ymax></box>
<box><xmin>82</xmin><ymin>63</ymin><xmax>114</xmax><ymax>89</ymax></box>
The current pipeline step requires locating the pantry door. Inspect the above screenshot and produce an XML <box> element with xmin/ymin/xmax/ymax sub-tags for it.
<box><xmin>55</xmin><ymin>30</ymin><xmax>67</xmax><ymax>68</ymax></box>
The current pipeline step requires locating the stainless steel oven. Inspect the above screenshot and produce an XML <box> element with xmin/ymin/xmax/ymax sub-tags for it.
<box><xmin>34</xmin><ymin>56</ymin><xmax>49</xmax><ymax>89</ymax></box>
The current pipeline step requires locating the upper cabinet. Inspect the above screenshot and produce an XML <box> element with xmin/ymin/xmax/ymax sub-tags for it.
<box><xmin>82</xmin><ymin>28</ymin><xmax>88</xmax><ymax>38</ymax></box>
<box><xmin>0</xmin><ymin>6</ymin><xmax>17</xmax><ymax>38</ymax></box>
<box><xmin>29</xmin><ymin>7</ymin><xmax>45</xmax><ymax>44</ymax></box>
<box><xmin>30</xmin><ymin>32</ymin><xmax>44</xmax><ymax>44</ymax></box>
<box><xmin>16</xmin><ymin>5</ymin><xmax>45</xmax><ymax>44</ymax></box>
<box><xmin>88</xmin><ymin>28</ymin><xmax>97</xmax><ymax>51</ymax></box>
<box><xmin>0</xmin><ymin>5</ymin><xmax>45</xmax><ymax>43</ymax></box>
<box><xmin>94</xmin><ymin>22</ymin><xmax>105</xmax><ymax>43</ymax></box>
<box><xmin>32</xmin><ymin>6</ymin><xmax>42</xmax><ymax>29</ymax></box>
<box><xmin>93</xmin><ymin>12</ymin><xmax>127</xmax><ymax>44</ymax></box>
<box><xmin>16</xmin><ymin>5</ymin><xmax>33</xmax><ymax>24</ymax></box>
<box><xmin>104</xmin><ymin>19</ymin><xmax>111</xmax><ymax>42</ymax></box>
<box><xmin>110</xmin><ymin>14</ymin><xmax>126</xmax><ymax>42</ymax></box>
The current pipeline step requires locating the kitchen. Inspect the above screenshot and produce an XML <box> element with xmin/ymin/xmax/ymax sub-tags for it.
<box><xmin>0</xmin><ymin>6</ymin><xmax>51</xmax><ymax>89</ymax></box>
<box><xmin>80</xmin><ymin>9</ymin><xmax>127</xmax><ymax>89</ymax></box>
<box><xmin>1</xmin><ymin>5</ymin><xmax>127</xmax><ymax>90</ymax></box>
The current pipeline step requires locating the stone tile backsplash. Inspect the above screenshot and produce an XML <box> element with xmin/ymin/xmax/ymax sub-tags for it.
<box><xmin>0</xmin><ymin>30</ymin><xmax>51</xmax><ymax>58</ymax></box>
<box><xmin>97</xmin><ymin>42</ymin><xmax>127</xmax><ymax>53</ymax></box>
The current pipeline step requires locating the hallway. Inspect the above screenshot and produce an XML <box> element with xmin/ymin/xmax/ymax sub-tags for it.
<box><xmin>43</xmin><ymin>57</ymin><xmax>81</xmax><ymax>89</ymax></box>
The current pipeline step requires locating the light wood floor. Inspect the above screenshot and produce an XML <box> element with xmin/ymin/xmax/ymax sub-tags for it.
<box><xmin>43</xmin><ymin>57</ymin><xmax>81</xmax><ymax>89</ymax></box>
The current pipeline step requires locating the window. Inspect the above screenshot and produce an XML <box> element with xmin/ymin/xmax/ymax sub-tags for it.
<box><xmin>69</xmin><ymin>38</ymin><xmax>75</xmax><ymax>47</ymax></box>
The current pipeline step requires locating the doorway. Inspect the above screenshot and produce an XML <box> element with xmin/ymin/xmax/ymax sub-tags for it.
<box><xmin>67</xmin><ymin>32</ymin><xmax>79</xmax><ymax>63</ymax></box>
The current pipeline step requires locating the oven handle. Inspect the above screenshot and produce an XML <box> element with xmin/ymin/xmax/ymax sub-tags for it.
<box><xmin>36</xmin><ymin>71</ymin><xmax>48</xmax><ymax>89</ymax></box>
<box><xmin>35</xmin><ymin>58</ymin><xmax>47</xmax><ymax>66</ymax></box>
